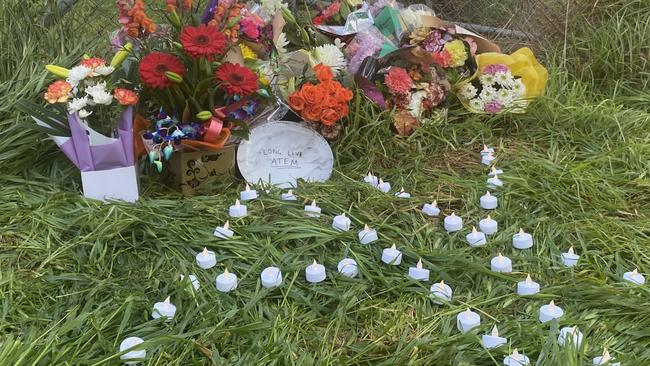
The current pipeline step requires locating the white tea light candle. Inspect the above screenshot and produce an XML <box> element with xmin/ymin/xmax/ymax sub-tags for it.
<box><xmin>215</xmin><ymin>268</ymin><xmax>238</xmax><ymax>292</ymax></box>
<box><xmin>196</xmin><ymin>247</ymin><xmax>217</xmax><ymax>269</ymax></box>
<box><xmin>561</xmin><ymin>247</ymin><xmax>580</xmax><ymax>267</ymax></box>
<box><xmin>430</xmin><ymin>280</ymin><xmax>453</xmax><ymax>304</ymax></box>
<box><xmin>337</xmin><ymin>258</ymin><xmax>358</xmax><ymax>278</ymax></box>
<box><xmin>539</xmin><ymin>300</ymin><xmax>564</xmax><ymax>323</ymax></box>
<box><xmin>456</xmin><ymin>308</ymin><xmax>481</xmax><ymax>333</ymax></box>
<box><xmin>377</xmin><ymin>178</ymin><xmax>391</xmax><ymax>193</ymax></box>
<box><xmin>214</xmin><ymin>221</ymin><xmax>234</xmax><ymax>239</ymax></box>
<box><xmin>491</xmin><ymin>253</ymin><xmax>512</xmax><ymax>273</ymax></box>
<box><xmin>151</xmin><ymin>296</ymin><xmax>176</xmax><ymax>321</ymax></box>
<box><xmin>281</xmin><ymin>190</ymin><xmax>297</xmax><ymax>201</ymax></box>
<box><xmin>260</xmin><ymin>266</ymin><xmax>282</xmax><ymax>288</ymax></box>
<box><xmin>408</xmin><ymin>258</ymin><xmax>430</xmax><ymax>281</ymax></box>
<box><xmin>623</xmin><ymin>269</ymin><xmax>645</xmax><ymax>285</ymax></box>
<box><xmin>558</xmin><ymin>326</ymin><xmax>583</xmax><ymax>348</ymax></box>
<box><xmin>358</xmin><ymin>224</ymin><xmax>378</xmax><ymax>244</ymax></box>
<box><xmin>229</xmin><ymin>199</ymin><xmax>247</xmax><ymax>218</ymax></box>
<box><xmin>488</xmin><ymin>166</ymin><xmax>504</xmax><ymax>177</ymax></box>
<box><xmin>593</xmin><ymin>349</ymin><xmax>620</xmax><ymax>366</ymax></box>
<box><xmin>512</xmin><ymin>228</ymin><xmax>533</xmax><ymax>249</ymax></box>
<box><xmin>482</xmin><ymin>325</ymin><xmax>507</xmax><ymax>349</ymax></box>
<box><xmin>479</xmin><ymin>215</ymin><xmax>498</xmax><ymax>235</ymax></box>
<box><xmin>480</xmin><ymin>191</ymin><xmax>498</xmax><ymax>209</ymax></box>
<box><xmin>444</xmin><ymin>212</ymin><xmax>463</xmax><ymax>232</ymax></box>
<box><xmin>305</xmin><ymin>259</ymin><xmax>326</xmax><ymax>283</ymax></box>
<box><xmin>381</xmin><ymin>244</ymin><xmax>402</xmax><ymax>265</ymax></box>
<box><xmin>119</xmin><ymin>337</ymin><xmax>145</xmax><ymax>365</ymax></box>
<box><xmin>482</xmin><ymin>152</ymin><xmax>495</xmax><ymax>166</ymax></box>
<box><xmin>487</xmin><ymin>174</ymin><xmax>504</xmax><ymax>188</ymax></box>
<box><xmin>466</xmin><ymin>226</ymin><xmax>487</xmax><ymax>247</ymax></box>
<box><xmin>517</xmin><ymin>274</ymin><xmax>540</xmax><ymax>295</ymax></box>
<box><xmin>363</xmin><ymin>172</ymin><xmax>378</xmax><ymax>187</ymax></box>
<box><xmin>304</xmin><ymin>200</ymin><xmax>321</xmax><ymax>218</ymax></box>
<box><xmin>481</xmin><ymin>144</ymin><xmax>495</xmax><ymax>156</ymax></box>
<box><xmin>240</xmin><ymin>184</ymin><xmax>258</xmax><ymax>201</ymax></box>
<box><xmin>332</xmin><ymin>212</ymin><xmax>351</xmax><ymax>231</ymax></box>
<box><xmin>422</xmin><ymin>200</ymin><xmax>440</xmax><ymax>216</ymax></box>
<box><xmin>503</xmin><ymin>349</ymin><xmax>530</xmax><ymax>366</ymax></box>
<box><xmin>395</xmin><ymin>187</ymin><xmax>411</xmax><ymax>198</ymax></box>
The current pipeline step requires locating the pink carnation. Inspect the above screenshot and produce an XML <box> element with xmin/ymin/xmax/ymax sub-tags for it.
<box><xmin>431</xmin><ymin>50</ymin><xmax>452</xmax><ymax>68</ymax></box>
<box><xmin>385</xmin><ymin>67</ymin><xmax>413</xmax><ymax>94</ymax></box>
<box><xmin>240</xmin><ymin>16</ymin><xmax>263</xmax><ymax>40</ymax></box>
<box><xmin>484</xmin><ymin>100</ymin><xmax>503</xmax><ymax>114</ymax></box>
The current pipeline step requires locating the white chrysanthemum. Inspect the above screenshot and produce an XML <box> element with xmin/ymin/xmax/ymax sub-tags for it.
<box><xmin>276</xmin><ymin>32</ymin><xmax>289</xmax><ymax>60</ymax></box>
<box><xmin>67</xmin><ymin>66</ymin><xmax>90</xmax><ymax>87</ymax></box>
<box><xmin>496</xmin><ymin>89</ymin><xmax>515</xmax><ymax>106</ymax></box>
<box><xmin>78</xmin><ymin>109</ymin><xmax>93</xmax><ymax>119</ymax></box>
<box><xmin>512</xmin><ymin>79</ymin><xmax>526</xmax><ymax>97</ymax></box>
<box><xmin>261</xmin><ymin>0</ymin><xmax>288</xmax><ymax>15</ymax></box>
<box><xmin>459</xmin><ymin>83</ymin><xmax>478</xmax><ymax>100</ymax></box>
<box><xmin>314</xmin><ymin>44</ymin><xmax>347</xmax><ymax>75</ymax></box>
<box><xmin>408</xmin><ymin>91</ymin><xmax>427</xmax><ymax>118</ymax></box>
<box><xmin>495</xmin><ymin>71</ymin><xmax>515</xmax><ymax>88</ymax></box>
<box><xmin>334</xmin><ymin>38</ymin><xmax>346</xmax><ymax>49</ymax></box>
<box><xmin>91</xmin><ymin>90</ymin><xmax>113</xmax><ymax>105</ymax></box>
<box><xmin>479</xmin><ymin>73</ymin><xmax>496</xmax><ymax>87</ymax></box>
<box><xmin>469</xmin><ymin>98</ymin><xmax>485</xmax><ymax>112</ymax></box>
<box><xmin>85</xmin><ymin>81</ymin><xmax>108</xmax><ymax>99</ymax></box>
<box><xmin>68</xmin><ymin>96</ymin><xmax>88</xmax><ymax>112</ymax></box>
<box><xmin>94</xmin><ymin>65</ymin><xmax>115</xmax><ymax>76</ymax></box>
<box><xmin>479</xmin><ymin>85</ymin><xmax>496</xmax><ymax>102</ymax></box>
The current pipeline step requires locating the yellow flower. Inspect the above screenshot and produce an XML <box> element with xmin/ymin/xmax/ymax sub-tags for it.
<box><xmin>474</xmin><ymin>47</ymin><xmax>548</xmax><ymax>99</ymax></box>
<box><xmin>240</xmin><ymin>44</ymin><xmax>258</xmax><ymax>60</ymax></box>
<box><xmin>443</xmin><ymin>40</ymin><xmax>468</xmax><ymax>68</ymax></box>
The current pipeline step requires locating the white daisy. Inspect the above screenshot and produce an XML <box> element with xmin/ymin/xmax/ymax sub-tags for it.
<box><xmin>496</xmin><ymin>89</ymin><xmax>515</xmax><ymax>106</ymax></box>
<box><xmin>495</xmin><ymin>71</ymin><xmax>516</xmax><ymax>88</ymax></box>
<box><xmin>479</xmin><ymin>73</ymin><xmax>496</xmax><ymax>87</ymax></box>
<box><xmin>66</xmin><ymin>66</ymin><xmax>90</xmax><ymax>87</ymax></box>
<box><xmin>479</xmin><ymin>85</ymin><xmax>497</xmax><ymax>102</ymax></box>
<box><xmin>513</xmin><ymin>79</ymin><xmax>526</xmax><ymax>97</ymax></box>
<box><xmin>313</xmin><ymin>44</ymin><xmax>347</xmax><ymax>75</ymax></box>
<box><xmin>68</xmin><ymin>96</ymin><xmax>88</xmax><ymax>112</ymax></box>
<box><xmin>469</xmin><ymin>98</ymin><xmax>485</xmax><ymax>112</ymax></box>
<box><xmin>459</xmin><ymin>83</ymin><xmax>478</xmax><ymax>100</ymax></box>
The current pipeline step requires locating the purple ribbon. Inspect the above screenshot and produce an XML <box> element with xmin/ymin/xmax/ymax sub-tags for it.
<box><xmin>201</xmin><ymin>0</ymin><xmax>219</xmax><ymax>24</ymax></box>
<box><xmin>59</xmin><ymin>106</ymin><xmax>135</xmax><ymax>172</ymax></box>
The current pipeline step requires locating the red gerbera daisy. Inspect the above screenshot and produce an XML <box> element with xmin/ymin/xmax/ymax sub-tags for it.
<box><xmin>215</xmin><ymin>62</ymin><xmax>258</xmax><ymax>96</ymax></box>
<box><xmin>139</xmin><ymin>52</ymin><xmax>185</xmax><ymax>89</ymax></box>
<box><xmin>180</xmin><ymin>24</ymin><xmax>227</xmax><ymax>59</ymax></box>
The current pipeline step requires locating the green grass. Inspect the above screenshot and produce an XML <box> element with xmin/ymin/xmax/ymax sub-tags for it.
<box><xmin>1</xmin><ymin>0</ymin><xmax>650</xmax><ymax>365</ymax></box>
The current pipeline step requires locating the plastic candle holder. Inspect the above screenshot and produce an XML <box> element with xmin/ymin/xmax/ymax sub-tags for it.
<box><xmin>480</xmin><ymin>144</ymin><xmax>495</xmax><ymax>156</ymax></box>
<box><xmin>512</xmin><ymin>228</ymin><xmax>533</xmax><ymax>249</ymax></box>
<box><xmin>443</xmin><ymin>212</ymin><xmax>463</xmax><ymax>232</ymax></box>
<box><xmin>151</xmin><ymin>297</ymin><xmax>176</xmax><ymax>321</ymax></box>
<box><xmin>196</xmin><ymin>247</ymin><xmax>217</xmax><ymax>269</ymax></box>
<box><xmin>488</xmin><ymin>166</ymin><xmax>504</xmax><ymax>177</ymax></box>
<box><xmin>394</xmin><ymin>187</ymin><xmax>411</xmax><ymax>198</ymax></box>
<box><xmin>480</xmin><ymin>191</ymin><xmax>498</xmax><ymax>209</ymax></box>
<box><xmin>332</xmin><ymin>212</ymin><xmax>351</xmax><ymax>231</ymax></box>
<box><xmin>482</xmin><ymin>325</ymin><xmax>507</xmax><ymax>349</ymax></box>
<box><xmin>229</xmin><ymin>199</ymin><xmax>247</xmax><ymax>218</ymax></box>
<box><xmin>430</xmin><ymin>281</ymin><xmax>453</xmax><ymax>304</ymax></box>
<box><xmin>482</xmin><ymin>152</ymin><xmax>495</xmax><ymax>166</ymax></box>
<box><xmin>305</xmin><ymin>259</ymin><xmax>326</xmax><ymax>283</ymax></box>
<box><xmin>337</xmin><ymin>258</ymin><xmax>358</xmax><ymax>278</ymax></box>
<box><xmin>422</xmin><ymin>201</ymin><xmax>440</xmax><ymax>216</ymax></box>
<box><xmin>466</xmin><ymin>226</ymin><xmax>487</xmax><ymax>247</ymax></box>
<box><xmin>281</xmin><ymin>190</ymin><xmax>297</xmax><ymax>201</ymax></box>
<box><xmin>377</xmin><ymin>178</ymin><xmax>391</xmax><ymax>193</ymax></box>
<box><xmin>593</xmin><ymin>349</ymin><xmax>620</xmax><ymax>366</ymax></box>
<box><xmin>260</xmin><ymin>266</ymin><xmax>282</xmax><ymax>288</ymax></box>
<box><xmin>456</xmin><ymin>308</ymin><xmax>480</xmax><ymax>333</ymax></box>
<box><xmin>214</xmin><ymin>221</ymin><xmax>234</xmax><ymax>239</ymax></box>
<box><xmin>561</xmin><ymin>247</ymin><xmax>580</xmax><ymax>267</ymax></box>
<box><xmin>304</xmin><ymin>200</ymin><xmax>321</xmax><ymax>218</ymax></box>
<box><xmin>479</xmin><ymin>215</ymin><xmax>498</xmax><ymax>235</ymax></box>
<box><xmin>240</xmin><ymin>184</ymin><xmax>258</xmax><ymax>201</ymax></box>
<box><xmin>358</xmin><ymin>224</ymin><xmax>378</xmax><ymax>244</ymax></box>
<box><xmin>381</xmin><ymin>244</ymin><xmax>402</xmax><ymax>265</ymax></box>
<box><xmin>119</xmin><ymin>337</ymin><xmax>145</xmax><ymax>365</ymax></box>
<box><xmin>408</xmin><ymin>259</ymin><xmax>430</xmax><ymax>281</ymax></box>
<box><xmin>363</xmin><ymin>172</ymin><xmax>378</xmax><ymax>187</ymax></box>
<box><xmin>623</xmin><ymin>269</ymin><xmax>645</xmax><ymax>285</ymax></box>
<box><xmin>215</xmin><ymin>269</ymin><xmax>238</xmax><ymax>292</ymax></box>
<box><xmin>517</xmin><ymin>274</ymin><xmax>540</xmax><ymax>295</ymax></box>
<box><xmin>503</xmin><ymin>349</ymin><xmax>530</xmax><ymax>366</ymax></box>
<box><xmin>487</xmin><ymin>174</ymin><xmax>504</xmax><ymax>188</ymax></box>
<box><xmin>558</xmin><ymin>326</ymin><xmax>583</xmax><ymax>348</ymax></box>
<box><xmin>539</xmin><ymin>301</ymin><xmax>564</xmax><ymax>323</ymax></box>
<box><xmin>491</xmin><ymin>253</ymin><xmax>512</xmax><ymax>273</ymax></box>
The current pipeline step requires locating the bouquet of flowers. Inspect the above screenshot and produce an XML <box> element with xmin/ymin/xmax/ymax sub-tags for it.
<box><xmin>286</xmin><ymin>63</ymin><xmax>353</xmax><ymax>140</ymax></box>
<box><xmin>356</xmin><ymin>49</ymin><xmax>450</xmax><ymax>136</ymax></box>
<box><xmin>454</xmin><ymin>48</ymin><xmax>548</xmax><ymax>114</ymax></box>
<box><xmin>408</xmin><ymin>27</ymin><xmax>477</xmax><ymax>82</ymax></box>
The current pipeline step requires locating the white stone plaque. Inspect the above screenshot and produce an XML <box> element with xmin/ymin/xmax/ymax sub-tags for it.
<box><xmin>237</xmin><ymin>121</ymin><xmax>334</xmax><ymax>188</ymax></box>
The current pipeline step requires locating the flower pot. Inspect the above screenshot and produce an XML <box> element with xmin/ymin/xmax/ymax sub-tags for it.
<box><xmin>168</xmin><ymin>145</ymin><xmax>237</xmax><ymax>196</ymax></box>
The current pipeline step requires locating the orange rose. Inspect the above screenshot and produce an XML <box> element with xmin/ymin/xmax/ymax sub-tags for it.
<box><xmin>314</xmin><ymin>63</ymin><xmax>333</xmax><ymax>82</ymax></box>
<box><xmin>300</xmin><ymin>83</ymin><xmax>326</xmax><ymax>106</ymax></box>
<box><xmin>332</xmin><ymin>102</ymin><xmax>349</xmax><ymax>119</ymax></box>
<box><xmin>335</xmin><ymin>87</ymin><xmax>353</xmax><ymax>102</ymax></box>
<box><xmin>287</xmin><ymin>92</ymin><xmax>306</xmax><ymax>111</ymax></box>
<box><xmin>321</xmin><ymin>79</ymin><xmax>342</xmax><ymax>96</ymax></box>
<box><xmin>302</xmin><ymin>104</ymin><xmax>322</xmax><ymax>121</ymax></box>
<box><xmin>320</xmin><ymin>108</ymin><xmax>339</xmax><ymax>126</ymax></box>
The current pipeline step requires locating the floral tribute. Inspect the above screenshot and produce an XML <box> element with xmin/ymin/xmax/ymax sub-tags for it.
<box><xmin>409</xmin><ymin>27</ymin><xmax>477</xmax><ymax>80</ymax></box>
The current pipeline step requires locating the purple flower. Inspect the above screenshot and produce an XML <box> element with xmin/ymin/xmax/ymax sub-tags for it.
<box><xmin>484</xmin><ymin>100</ymin><xmax>503</xmax><ymax>114</ymax></box>
<box><xmin>421</xmin><ymin>29</ymin><xmax>454</xmax><ymax>53</ymax></box>
<box><xmin>483</xmin><ymin>64</ymin><xmax>510</xmax><ymax>75</ymax></box>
